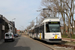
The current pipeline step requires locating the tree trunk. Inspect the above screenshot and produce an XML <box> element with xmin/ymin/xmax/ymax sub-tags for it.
<box><xmin>61</xmin><ymin>13</ymin><xmax>65</xmax><ymax>35</ymax></box>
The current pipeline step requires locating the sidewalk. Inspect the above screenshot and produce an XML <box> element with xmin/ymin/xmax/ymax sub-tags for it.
<box><xmin>0</xmin><ymin>39</ymin><xmax>4</xmax><ymax>45</ymax></box>
<box><xmin>62</xmin><ymin>38</ymin><xmax>75</xmax><ymax>42</ymax></box>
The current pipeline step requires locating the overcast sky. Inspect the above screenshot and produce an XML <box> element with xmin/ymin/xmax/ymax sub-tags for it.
<box><xmin>0</xmin><ymin>0</ymin><xmax>75</xmax><ymax>30</ymax></box>
<box><xmin>0</xmin><ymin>0</ymin><xmax>41</xmax><ymax>30</ymax></box>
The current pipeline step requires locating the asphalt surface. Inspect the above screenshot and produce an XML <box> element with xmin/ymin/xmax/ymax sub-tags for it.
<box><xmin>0</xmin><ymin>35</ymin><xmax>52</xmax><ymax>50</ymax></box>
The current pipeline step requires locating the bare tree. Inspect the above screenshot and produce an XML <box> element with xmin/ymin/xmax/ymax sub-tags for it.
<box><xmin>40</xmin><ymin>9</ymin><xmax>50</xmax><ymax>18</ymax></box>
<box><xmin>38</xmin><ymin>16</ymin><xmax>44</xmax><ymax>24</ymax></box>
<box><xmin>41</xmin><ymin>0</ymin><xmax>74</xmax><ymax>38</ymax></box>
<box><xmin>30</xmin><ymin>20</ymin><xmax>35</xmax><ymax>27</ymax></box>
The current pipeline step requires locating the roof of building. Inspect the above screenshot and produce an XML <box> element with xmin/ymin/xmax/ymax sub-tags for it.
<box><xmin>0</xmin><ymin>14</ymin><xmax>10</xmax><ymax>23</ymax></box>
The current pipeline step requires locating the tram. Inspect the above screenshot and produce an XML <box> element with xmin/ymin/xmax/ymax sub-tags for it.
<box><xmin>30</xmin><ymin>17</ymin><xmax>62</xmax><ymax>43</ymax></box>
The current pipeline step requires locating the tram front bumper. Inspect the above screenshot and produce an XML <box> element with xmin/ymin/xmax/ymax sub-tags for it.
<box><xmin>45</xmin><ymin>39</ymin><xmax>62</xmax><ymax>43</ymax></box>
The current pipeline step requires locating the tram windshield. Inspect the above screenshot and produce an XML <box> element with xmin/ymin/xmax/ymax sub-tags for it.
<box><xmin>46</xmin><ymin>22</ymin><xmax>60</xmax><ymax>32</ymax></box>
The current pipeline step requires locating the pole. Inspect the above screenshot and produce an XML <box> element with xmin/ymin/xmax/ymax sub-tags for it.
<box><xmin>36</xmin><ymin>17</ymin><xmax>38</xmax><ymax>25</ymax></box>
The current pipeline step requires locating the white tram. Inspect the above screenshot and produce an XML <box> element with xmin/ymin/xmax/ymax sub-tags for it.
<box><xmin>30</xmin><ymin>17</ymin><xmax>62</xmax><ymax>43</ymax></box>
<box><xmin>29</xmin><ymin>26</ymin><xmax>35</xmax><ymax>38</ymax></box>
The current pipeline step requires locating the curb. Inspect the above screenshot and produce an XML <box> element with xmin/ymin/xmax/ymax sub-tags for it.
<box><xmin>62</xmin><ymin>39</ymin><xmax>75</xmax><ymax>42</ymax></box>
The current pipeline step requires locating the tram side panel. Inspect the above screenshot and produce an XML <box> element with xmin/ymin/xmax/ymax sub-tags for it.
<box><xmin>34</xmin><ymin>27</ymin><xmax>38</xmax><ymax>39</ymax></box>
<box><xmin>38</xmin><ymin>25</ymin><xmax>44</xmax><ymax>40</ymax></box>
<box><xmin>34</xmin><ymin>25</ymin><xmax>45</xmax><ymax>40</ymax></box>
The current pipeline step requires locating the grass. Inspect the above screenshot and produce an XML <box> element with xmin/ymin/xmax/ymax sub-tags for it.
<box><xmin>62</xmin><ymin>34</ymin><xmax>68</xmax><ymax>38</ymax></box>
<box><xmin>62</xmin><ymin>34</ymin><xmax>75</xmax><ymax>45</ymax></box>
<box><xmin>62</xmin><ymin>34</ymin><xmax>75</xmax><ymax>39</ymax></box>
<box><xmin>71</xmin><ymin>35</ymin><xmax>75</xmax><ymax>39</ymax></box>
<box><xmin>72</xmin><ymin>42</ymin><xmax>75</xmax><ymax>44</ymax></box>
<box><xmin>66</xmin><ymin>41</ymin><xmax>75</xmax><ymax>44</ymax></box>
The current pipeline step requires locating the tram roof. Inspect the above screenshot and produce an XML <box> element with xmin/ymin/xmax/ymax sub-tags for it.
<box><xmin>42</xmin><ymin>17</ymin><xmax>60</xmax><ymax>23</ymax></box>
<box><xmin>35</xmin><ymin>17</ymin><xmax>60</xmax><ymax>28</ymax></box>
<box><xmin>31</xmin><ymin>26</ymin><xmax>35</xmax><ymax>29</ymax></box>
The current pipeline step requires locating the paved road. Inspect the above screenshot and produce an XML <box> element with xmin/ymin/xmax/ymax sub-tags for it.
<box><xmin>0</xmin><ymin>35</ymin><xmax>52</xmax><ymax>50</ymax></box>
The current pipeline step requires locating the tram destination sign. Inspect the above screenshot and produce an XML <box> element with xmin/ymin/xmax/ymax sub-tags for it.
<box><xmin>47</xmin><ymin>22</ymin><xmax>60</xmax><ymax>24</ymax></box>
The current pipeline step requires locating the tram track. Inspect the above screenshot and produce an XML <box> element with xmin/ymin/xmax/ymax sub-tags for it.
<box><xmin>54</xmin><ymin>44</ymin><xmax>75</xmax><ymax>49</ymax></box>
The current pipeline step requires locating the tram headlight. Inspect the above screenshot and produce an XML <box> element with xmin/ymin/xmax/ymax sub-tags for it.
<box><xmin>58</xmin><ymin>37</ymin><xmax>60</xmax><ymax>38</ymax></box>
<box><xmin>53</xmin><ymin>37</ymin><xmax>54</xmax><ymax>39</ymax></box>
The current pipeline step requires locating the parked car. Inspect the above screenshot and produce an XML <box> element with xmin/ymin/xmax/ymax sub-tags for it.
<box><xmin>14</xmin><ymin>34</ymin><xmax>19</xmax><ymax>37</ymax></box>
<box><xmin>4</xmin><ymin>32</ymin><xmax>15</xmax><ymax>42</ymax></box>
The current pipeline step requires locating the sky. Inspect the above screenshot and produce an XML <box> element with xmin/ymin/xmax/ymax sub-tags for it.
<box><xmin>0</xmin><ymin>0</ymin><xmax>75</xmax><ymax>30</ymax></box>
<box><xmin>0</xmin><ymin>0</ymin><xmax>41</xmax><ymax>30</ymax></box>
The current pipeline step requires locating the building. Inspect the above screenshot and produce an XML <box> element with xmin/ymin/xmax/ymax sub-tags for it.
<box><xmin>0</xmin><ymin>15</ymin><xmax>10</xmax><ymax>40</ymax></box>
<box><xmin>10</xmin><ymin>21</ymin><xmax>15</xmax><ymax>34</ymax></box>
<box><xmin>0</xmin><ymin>14</ymin><xmax>16</xmax><ymax>40</ymax></box>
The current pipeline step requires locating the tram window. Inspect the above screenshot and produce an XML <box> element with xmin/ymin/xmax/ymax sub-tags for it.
<box><xmin>46</xmin><ymin>24</ymin><xmax>60</xmax><ymax>32</ymax></box>
<box><xmin>41</xmin><ymin>25</ymin><xmax>44</xmax><ymax>33</ymax></box>
<box><xmin>36</xmin><ymin>27</ymin><xmax>39</xmax><ymax>33</ymax></box>
<box><xmin>39</xmin><ymin>25</ymin><xmax>44</xmax><ymax>33</ymax></box>
<box><xmin>46</xmin><ymin>24</ymin><xmax>50</xmax><ymax>32</ymax></box>
<box><xmin>49</xmin><ymin>24</ymin><xmax>60</xmax><ymax>32</ymax></box>
<box><xmin>39</xmin><ymin>27</ymin><xmax>41</xmax><ymax>33</ymax></box>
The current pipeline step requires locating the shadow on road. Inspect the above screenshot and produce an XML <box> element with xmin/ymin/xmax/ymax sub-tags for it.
<box><xmin>0</xmin><ymin>36</ymin><xmax>31</xmax><ymax>50</ymax></box>
<box><xmin>8</xmin><ymin>46</ymin><xmax>30</xmax><ymax>50</ymax></box>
